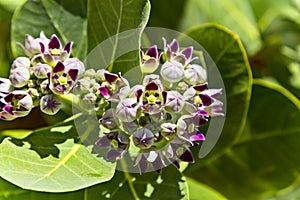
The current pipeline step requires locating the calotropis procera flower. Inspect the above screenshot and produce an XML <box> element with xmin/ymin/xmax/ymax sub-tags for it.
<box><xmin>40</xmin><ymin>34</ymin><xmax>73</xmax><ymax>66</ymax></box>
<box><xmin>183</xmin><ymin>83</ymin><xmax>223</xmax><ymax>116</ymax></box>
<box><xmin>140</xmin><ymin>45</ymin><xmax>161</xmax><ymax>73</ymax></box>
<box><xmin>98</xmin><ymin>72</ymin><xmax>130</xmax><ymax>101</ymax></box>
<box><xmin>136</xmin><ymin>78</ymin><xmax>166</xmax><ymax>115</ymax></box>
<box><xmin>18</xmin><ymin>31</ymin><xmax>50</xmax><ymax>57</ymax></box>
<box><xmin>99</xmin><ymin>108</ymin><xmax>120</xmax><ymax>129</ymax></box>
<box><xmin>49</xmin><ymin>61</ymin><xmax>79</xmax><ymax>95</ymax></box>
<box><xmin>163</xmin><ymin>91</ymin><xmax>184</xmax><ymax>113</ymax></box>
<box><xmin>135</xmin><ymin>151</ymin><xmax>166</xmax><ymax>174</ymax></box>
<box><xmin>163</xmin><ymin>38</ymin><xmax>196</xmax><ymax>66</ymax></box>
<box><xmin>133</xmin><ymin>128</ymin><xmax>155</xmax><ymax>149</ymax></box>
<box><xmin>160</xmin><ymin>60</ymin><xmax>185</xmax><ymax>83</ymax></box>
<box><xmin>0</xmin><ymin>90</ymin><xmax>33</xmax><ymax>121</ymax></box>
<box><xmin>40</xmin><ymin>94</ymin><xmax>61</xmax><ymax>115</ymax></box>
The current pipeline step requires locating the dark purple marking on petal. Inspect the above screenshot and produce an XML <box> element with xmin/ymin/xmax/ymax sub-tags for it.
<box><xmin>53</xmin><ymin>83</ymin><xmax>59</xmax><ymax>87</ymax></box>
<box><xmin>53</xmin><ymin>74</ymin><xmax>59</xmax><ymax>79</ymax></box>
<box><xmin>62</xmin><ymin>73</ymin><xmax>67</xmax><ymax>77</ymax></box>
<box><xmin>99</xmin><ymin>86</ymin><xmax>109</xmax><ymax>98</ymax></box>
<box><xmin>39</xmin><ymin>42</ymin><xmax>45</xmax><ymax>53</ymax></box>
<box><xmin>181</xmin><ymin>47</ymin><xmax>193</xmax><ymax>60</ymax></box>
<box><xmin>167</xmin><ymin>158</ymin><xmax>180</xmax><ymax>169</ymax></box>
<box><xmin>96</xmin><ymin>137</ymin><xmax>111</xmax><ymax>147</ymax></box>
<box><xmin>4</xmin><ymin>105</ymin><xmax>14</xmax><ymax>115</ymax></box>
<box><xmin>142</xmin><ymin>100</ymin><xmax>147</xmax><ymax>105</ymax></box>
<box><xmin>198</xmin><ymin>117</ymin><xmax>208</xmax><ymax>126</ymax></box>
<box><xmin>154</xmin><ymin>93</ymin><xmax>159</xmax><ymax>97</ymax></box>
<box><xmin>64</xmin><ymin>41</ymin><xmax>73</xmax><ymax>54</ymax></box>
<box><xmin>53</xmin><ymin>61</ymin><xmax>65</xmax><ymax>73</ymax></box>
<box><xmin>190</xmin><ymin>133</ymin><xmax>205</xmax><ymax>141</ymax></box>
<box><xmin>169</xmin><ymin>39</ymin><xmax>179</xmax><ymax>53</ymax></box>
<box><xmin>162</xmin><ymin>91</ymin><xmax>167</xmax><ymax>104</ymax></box>
<box><xmin>4</xmin><ymin>93</ymin><xmax>14</xmax><ymax>103</ymax></box>
<box><xmin>145</xmin><ymin>92</ymin><xmax>149</xmax><ymax>97</ymax></box>
<box><xmin>68</xmin><ymin>69</ymin><xmax>79</xmax><ymax>81</ymax></box>
<box><xmin>198</xmin><ymin>109</ymin><xmax>209</xmax><ymax>116</ymax></box>
<box><xmin>104</xmin><ymin>72</ymin><xmax>118</xmax><ymax>83</ymax></box>
<box><xmin>62</xmin><ymin>85</ymin><xmax>67</xmax><ymax>92</ymax></box>
<box><xmin>156</xmin><ymin>101</ymin><xmax>161</xmax><ymax>105</ymax></box>
<box><xmin>193</xmin><ymin>83</ymin><xmax>208</xmax><ymax>92</ymax></box>
<box><xmin>179</xmin><ymin>149</ymin><xmax>194</xmax><ymax>163</ymax></box>
<box><xmin>145</xmin><ymin>82</ymin><xmax>158</xmax><ymax>90</ymax></box>
<box><xmin>136</xmin><ymin>89</ymin><xmax>143</xmax><ymax>102</ymax></box>
<box><xmin>48</xmin><ymin>35</ymin><xmax>61</xmax><ymax>49</ymax></box>
<box><xmin>106</xmin><ymin>149</ymin><xmax>121</xmax><ymax>160</ymax></box>
<box><xmin>200</xmin><ymin>94</ymin><xmax>213</xmax><ymax>106</ymax></box>
<box><xmin>67</xmin><ymin>80</ymin><xmax>72</xmax><ymax>85</ymax></box>
<box><xmin>146</xmin><ymin>45</ymin><xmax>158</xmax><ymax>58</ymax></box>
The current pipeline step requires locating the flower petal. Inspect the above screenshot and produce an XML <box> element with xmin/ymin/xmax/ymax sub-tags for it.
<box><xmin>48</xmin><ymin>35</ymin><xmax>61</xmax><ymax>49</ymax></box>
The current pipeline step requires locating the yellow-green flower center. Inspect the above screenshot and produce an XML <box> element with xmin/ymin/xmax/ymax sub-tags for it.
<box><xmin>58</xmin><ymin>76</ymin><xmax>68</xmax><ymax>85</ymax></box>
<box><xmin>50</xmin><ymin>48</ymin><xmax>61</xmax><ymax>56</ymax></box>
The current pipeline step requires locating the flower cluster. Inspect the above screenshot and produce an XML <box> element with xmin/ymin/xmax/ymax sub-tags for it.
<box><xmin>93</xmin><ymin>38</ymin><xmax>223</xmax><ymax>173</ymax></box>
<box><xmin>0</xmin><ymin>32</ymin><xmax>84</xmax><ymax>120</ymax></box>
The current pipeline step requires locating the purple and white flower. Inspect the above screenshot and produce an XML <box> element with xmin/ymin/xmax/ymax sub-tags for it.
<box><xmin>9</xmin><ymin>67</ymin><xmax>30</xmax><ymax>88</ymax></box>
<box><xmin>140</xmin><ymin>45</ymin><xmax>161</xmax><ymax>73</ymax></box>
<box><xmin>49</xmin><ymin>61</ymin><xmax>79</xmax><ymax>95</ymax></box>
<box><xmin>98</xmin><ymin>72</ymin><xmax>130</xmax><ymax>101</ymax></box>
<box><xmin>0</xmin><ymin>90</ymin><xmax>33</xmax><ymax>121</ymax></box>
<box><xmin>40</xmin><ymin>35</ymin><xmax>73</xmax><ymax>66</ymax></box>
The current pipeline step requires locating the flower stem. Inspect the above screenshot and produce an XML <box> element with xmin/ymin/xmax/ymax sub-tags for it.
<box><xmin>120</xmin><ymin>159</ymin><xmax>140</xmax><ymax>200</ymax></box>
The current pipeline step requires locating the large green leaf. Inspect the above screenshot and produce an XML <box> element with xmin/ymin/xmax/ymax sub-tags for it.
<box><xmin>86</xmin><ymin>166</ymin><xmax>188</xmax><ymax>200</ymax></box>
<box><xmin>187</xmin><ymin>178</ymin><xmax>227</xmax><ymax>200</ymax></box>
<box><xmin>11</xmin><ymin>0</ymin><xmax>87</xmax><ymax>60</ymax></box>
<box><xmin>0</xmin><ymin>118</ymin><xmax>116</xmax><ymax>192</ymax></box>
<box><xmin>180</xmin><ymin>0</ymin><xmax>262</xmax><ymax>55</ymax></box>
<box><xmin>0</xmin><ymin>177</ymin><xmax>83</xmax><ymax>200</ymax></box>
<box><xmin>185</xmin><ymin>80</ymin><xmax>300</xmax><ymax>200</ymax></box>
<box><xmin>86</xmin><ymin>0</ymin><xmax>150</xmax><ymax>74</ymax></box>
<box><xmin>185</xmin><ymin>24</ymin><xmax>252</xmax><ymax>164</ymax></box>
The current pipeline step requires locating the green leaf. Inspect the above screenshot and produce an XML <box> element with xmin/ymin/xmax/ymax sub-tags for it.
<box><xmin>85</xmin><ymin>166</ymin><xmax>188</xmax><ymax>200</ymax></box>
<box><xmin>11</xmin><ymin>0</ymin><xmax>87</xmax><ymax>60</ymax></box>
<box><xmin>0</xmin><ymin>121</ymin><xmax>116</xmax><ymax>192</ymax></box>
<box><xmin>187</xmin><ymin>178</ymin><xmax>227</xmax><ymax>200</ymax></box>
<box><xmin>180</xmin><ymin>0</ymin><xmax>262</xmax><ymax>55</ymax></box>
<box><xmin>185</xmin><ymin>23</ymin><xmax>252</xmax><ymax>164</ymax></box>
<box><xmin>185</xmin><ymin>80</ymin><xmax>300</xmax><ymax>200</ymax></box>
<box><xmin>147</xmin><ymin>0</ymin><xmax>186</xmax><ymax>29</ymax></box>
<box><xmin>86</xmin><ymin>0</ymin><xmax>150</xmax><ymax>74</ymax></box>
<box><xmin>0</xmin><ymin>177</ymin><xmax>84</xmax><ymax>200</ymax></box>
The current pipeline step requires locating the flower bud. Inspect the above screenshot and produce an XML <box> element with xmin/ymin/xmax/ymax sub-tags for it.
<box><xmin>11</xmin><ymin>57</ymin><xmax>31</xmax><ymax>69</ymax></box>
<box><xmin>184</xmin><ymin>64</ymin><xmax>207</xmax><ymax>85</ymax></box>
<box><xmin>164</xmin><ymin>91</ymin><xmax>184</xmax><ymax>113</ymax></box>
<box><xmin>33</xmin><ymin>63</ymin><xmax>52</xmax><ymax>79</ymax></box>
<box><xmin>0</xmin><ymin>78</ymin><xmax>13</xmax><ymax>93</ymax></box>
<box><xmin>84</xmin><ymin>69</ymin><xmax>96</xmax><ymax>78</ymax></box>
<box><xmin>160</xmin><ymin>60</ymin><xmax>184</xmax><ymax>83</ymax></box>
<box><xmin>9</xmin><ymin>67</ymin><xmax>30</xmax><ymax>88</ymax></box>
<box><xmin>115</xmin><ymin>98</ymin><xmax>138</xmax><ymax>123</ymax></box>
<box><xmin>133</xmin><ymin>128</ymin><xmax>154</xmax><ymax>149</ymax></box>
<box><xmin>64</xmin><ymin>58</ymin><xmax>85</xmax><ymax>76</ymax></box>
<box><xmin>161</xmin><ymin>123</ymin><xmax>177</xmax><ymax>137</ymax></box>
<box><xmin>99</xmin><ymin>108</ymin><xmax>120</xmax><ymax>129</ymax></box>
<box><xmin>40</xmin><ymin>94</ymin><xmax>61</xmax><ymax>115</ymax></box>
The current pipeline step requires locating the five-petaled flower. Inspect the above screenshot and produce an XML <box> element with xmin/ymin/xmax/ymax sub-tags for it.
<box><xmin>40</xmin><ymin>35</ymin><xmax>73</xmax><ymax>66</ymax></box>
<box><xmin>49</xmin><ymin>61</ymin><xmax>79</xmax><ymax>95</ymax></box>
<box><xmin>140</xmin><ymin>45</ymin><xmax>162</xmax><ymax>73</ymax></box>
